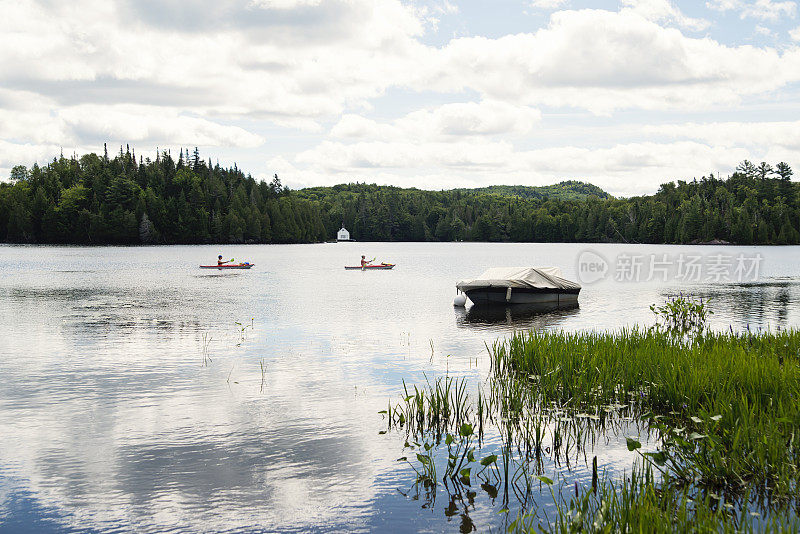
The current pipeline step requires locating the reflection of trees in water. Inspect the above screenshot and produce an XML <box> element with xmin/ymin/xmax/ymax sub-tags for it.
<box><xmin>663</xmin><ymin>281</ymin><xmax>800</xmax><ymax>330</ymax></box>
<box><xmin>455</xmin><ymin>302</ymin><xmax>580</xmax><ymax>331</ymax></box>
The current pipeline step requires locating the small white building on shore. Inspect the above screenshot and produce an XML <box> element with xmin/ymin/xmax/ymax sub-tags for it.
<box><xmin>337</xmin><ymin>227</ymin><xmax>351</xmax><ymax>241</ymax></box>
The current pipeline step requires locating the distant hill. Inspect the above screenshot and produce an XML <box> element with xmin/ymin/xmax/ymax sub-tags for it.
<box><xmin>299</xmin><ymin>180</ymin><xmax>610</xmax><ymax>201</ymax></box>
<box><xmin>463</xmin><ymin>181</ymin><xmax>610</xmax><ymax>201</ymax></box>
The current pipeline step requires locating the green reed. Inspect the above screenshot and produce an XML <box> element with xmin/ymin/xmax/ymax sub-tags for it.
<box><xmin>383</xmin><ymin>374</ymin><xmax>638</xmax><ymax>519</ymax></box>
<box><xmin>382</xmin><ymin>374</ymin><xmax>474</xmax><ymax>440</ymax></box>
<box><xmin>384</xmin><ymin>298</ymin><xmax>800</xmax><ymax>528</ymax></box>
<box><xmin>492</xmin><ymin>328</ymin><xmax>800</xmax><ymax>499</ymax></box>
<box><xmin>511</xmin><ymin>465</ymin><xmax>799</xmax><ymax>534</ymax></box>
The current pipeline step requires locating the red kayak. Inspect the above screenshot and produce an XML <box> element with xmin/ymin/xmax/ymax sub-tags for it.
<box><xmin>344</xmin><ymin>263</ymin><xmax>394</xmax><ymax>270</ymax></box>
<box><xmin>200</xmin><ymin>263</ymin><xmax>254</xmax><ymax>270</ymax></box>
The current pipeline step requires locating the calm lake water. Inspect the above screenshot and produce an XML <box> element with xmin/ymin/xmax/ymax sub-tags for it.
<box><xmin>1</xmin><ymin>243</ymin><xmax>799</xmax><ymax>532</ymax></box>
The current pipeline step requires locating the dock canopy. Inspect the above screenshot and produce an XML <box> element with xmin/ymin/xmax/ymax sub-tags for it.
<box><xmin>456</xmin><ymin>267</ymin><xmax>581</xmax><ymax>292</ymax></box>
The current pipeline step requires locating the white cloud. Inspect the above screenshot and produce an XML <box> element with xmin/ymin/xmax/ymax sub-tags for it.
<box><xmin>755</xmin><ymin>24</ymin><xmax>774</xmax><ymax>34</ymax></box>
<box><xmin>1</xmin><ymin>1</ymin><xmax>800</xmax><ymax>194</ymax></box>
<box><xmin>742</xmin><ymin>0</ymin><xmax>796</xmax><ymax>20</ymax></box>
<box><xmin>286</xmin><ymin>138</ymin><xmax>757</xmax><ymax>196</ymax></box>
<box><xmin>621</xmin><ymin>0</ymin><xmax>710</xmax><ymax>31</ymax></box>
<box><xmin>706</xmin><ymin>0</ymin><xmax>797</xmax><ymax>21</ymax></box>
<box><xmin>248</xmin><ymin>0</ymin><xmax>323</xmax><ymax>9</ymax></box>
<box><xmin>0</xmin><ymin>140</ymin><xmax>78</xmax><ymax>180</ymax></box>
<box><xmin>296</xmin><ymin>139</ymin><xmax>516</xmax><ymax>170</ymax></box>
<box><xmin>706</xmin><ymin>0</ymin><xmax>739</xmax><ymax>9</ymax></box>
<box><xmin>0</xmin><ymin>0</ymin><xmax>429</xmax><ymax>120</ymax></box>
<box><xmin>790</xmin><ymin>25</ymin><xmax>800</xmax><ymax>39</ymax></box>
<box><xmin>0</xmin><ymin>101</ymin><xmax>264</xmax><ymax>148</ymax></box>
<box><xmin>530</xmin><ymin>0</ymin><xmax>569</xmax><ymax>9</ymax></box>
<box><xmin>645</xmin><ymin>120</ymin><xmax>800</xmax><ymax>150</ymax></box>
<box><xmin>10</xmin><ymin>0</ymin><xmax>790</xmax><ymax>123</ymax></box>
<box><xmin>423</xmin><ymin>9</ymin><xmax>800</xmax><ymax>114</ymax></box>
<box><xmin>330</xmin><ymin>101</ymin><xmax>541</xmax><ymax>141</ymax></box>
<box><xmin>3</xmin><ymin>1</ymin><xmax>799</xmax><ymax>123</ymax></box>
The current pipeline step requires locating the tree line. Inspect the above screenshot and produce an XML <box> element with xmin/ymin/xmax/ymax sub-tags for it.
<box><xmin>0</xmin><ymin>147</ymin><xmax>797</xmax><ymax>245</ymax></box>
<box><xmin>1</xmin><ymin>146</ymin><xmax>326</xmax><ymax>244</ymax></box>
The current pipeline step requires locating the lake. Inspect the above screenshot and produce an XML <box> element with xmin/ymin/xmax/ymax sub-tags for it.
<box><xmin>1</xmin><ymin>243</ymin><xmax>798</xmax><ymax>532</ymax></box>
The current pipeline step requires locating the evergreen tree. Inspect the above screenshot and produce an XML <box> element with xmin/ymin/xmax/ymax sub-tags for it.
<box><xmin>736</xmin><ymin>160</ymin><xmax>757</xmax><ymax>179</ymax></box>
<box><xmin>139</xmin><ymin>212</ymin><xmax>154</xmax><ymax>244</ymax></box>
<box><xmin>757</xmin><ymin>162</ymin><xmax>774</xmax><ymax>180</ymax></box>
<box><xmin>775</xmin><ymin>162</ymin><xmax>793</xmax><ymax>181</ymax></box>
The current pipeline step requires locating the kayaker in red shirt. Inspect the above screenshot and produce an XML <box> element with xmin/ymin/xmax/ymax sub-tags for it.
<box><xmin>360</xmin><ymin>255</ymin><xmax>372</xmax><ymax>269</ymax></box>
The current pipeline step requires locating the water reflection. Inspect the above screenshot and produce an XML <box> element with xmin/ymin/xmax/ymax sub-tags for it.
<box><xmin>389</xmin><ymin>405</ymin><xmax>658</xmax><ymax>531</ymax></box>
<box><xmin>659</xmin><ymin>279</ymin><xmax>800</xmax><ymax>331</ymax></box>
<box><xmin>457</xmin><ymin>302</ymin><xmax>580</xmax><ymax>328</ymax></box>
<box><xmin>1</xmin><ymin>243</ymin><xmax>800</xmax><ymax>532</ymax></box>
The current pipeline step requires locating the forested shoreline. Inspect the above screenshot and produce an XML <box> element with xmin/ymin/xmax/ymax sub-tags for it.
<box><xmin>0</xmin><ymin>147</ymin><xmax>797</xmax><ymax>245</ymax></box>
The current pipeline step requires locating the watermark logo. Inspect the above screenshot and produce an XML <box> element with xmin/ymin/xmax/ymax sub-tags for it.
<box><xmin>577</xmin><ymin>250</ymin><xmax>763</xmax><ymax>285</ymax></box>
<box><xmin>577</xmin><ymin>250</ymin><xmax>610</xmax><ymax>284</ymax></box>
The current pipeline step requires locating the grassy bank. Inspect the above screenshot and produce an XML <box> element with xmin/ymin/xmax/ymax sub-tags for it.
<box><xmin>493</xmin><ymin>328</ymin><xmax>800</xmax><ymax>497</ymax></box>
<box><xmin>385</xmin><ymin>301</ymin><xmax>800</xmax><ymax>530</ymax></box>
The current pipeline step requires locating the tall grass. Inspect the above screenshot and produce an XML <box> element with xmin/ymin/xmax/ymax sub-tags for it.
<box><xmin>382</xmin><ymin>375</ymin><xmax>474</xmax><ymax>440</ymax></box>
<box><xmin>512</xmin><ymin>466</ymin><xmax>798</xmax><ymax>533</ymax></box>
<box><xmin>384</xmin><ymin>299</ymin><xmax>800</xmax><ymax>528</ymax></box>
<box><xmin>492</xmin><ymin>328</ymin><xmax>800</xmax><ymax>498</ymax></box>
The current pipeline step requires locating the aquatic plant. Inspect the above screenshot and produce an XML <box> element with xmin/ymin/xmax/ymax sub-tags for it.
<box><xmin>492</xmin><ymin>328</ymin><xmax>800</xmax><ymax>497</ymax></box>
<box><xmin>382</xmin><ymin>375</ymin><xmax>474</xmax><ymax>440</ymax></box>
<box><xmin>385</xmin><ymin>297</ymin><xmax>800</xmax><ymax>529</ymax></box>
<box><xmin>234</xmin><ymin>318</ymin><xmax>254</xmax><ymax>346</ymax></box>
<box><xmin>649</xmin><ymin>294</ymin><xmax>711</xmax><ymax>338</ymax></box>
<box><xmin>398</xmin><ymin>440</ymin><xmax>438</xmax><ymax>492</ymax></box>
<box><xmin>260</xmin><ymin>358</ymin><xmax>266</xmax><ymax>392</ymax></box>
<box><xmin>201</xmin><ymin>332</ymin><xmax>212</xmax><ymax>366</ymax></box>
<box><xmin>510</xmin><ymin>465</ymin><xmax>798</xmax><ymax>533</ymax></box>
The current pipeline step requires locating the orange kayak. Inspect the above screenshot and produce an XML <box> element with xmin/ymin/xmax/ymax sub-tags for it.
<box><xmin>200</xmin><ymin>263</ymin><xmax>254</xmax><ymax>269</ymax></box>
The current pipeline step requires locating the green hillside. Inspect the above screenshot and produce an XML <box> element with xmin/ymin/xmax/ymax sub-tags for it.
<box><xmin>462</xmin><ymin>181</ymin><xmax>610</xmax><ymax>200</ymax></box>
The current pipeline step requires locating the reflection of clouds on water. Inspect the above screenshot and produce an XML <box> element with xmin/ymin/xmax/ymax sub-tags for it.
<box><xmin>1</xmin><ymin>244</ymin><xmax>800</xmax><ymax>532</ymax></box>
<box><xmin>0</xmin><ymin>281</ymin><xmax>385</xmax><ymax>530</ymax></box>
<box><xmin>0</xmin><ymin>342</ymin><xmax>385</xmax><ymax>532</ymax></box>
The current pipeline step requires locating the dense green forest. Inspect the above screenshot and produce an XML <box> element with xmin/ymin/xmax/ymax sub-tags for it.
<box><xmin>0</xmin><ymin>146</ymin><xmax>327</xmax><ymax>245</ymax></box>
<box><xmin>0</xmin><ymin>147</ymin><xmax>797</xmax><ymax>245</ymax></box>
<box><xmin>458</xmin><ymin>181</ymin><xmax>610</xmax><ymax>201</ymax></box>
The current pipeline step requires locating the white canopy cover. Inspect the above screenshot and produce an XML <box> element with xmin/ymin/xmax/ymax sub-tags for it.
<box><xmin>456</xmin><ymin>267</ymin><xmax>581</xmax><ymax>292</ymax></box>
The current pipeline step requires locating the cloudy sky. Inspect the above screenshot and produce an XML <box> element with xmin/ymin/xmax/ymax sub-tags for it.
<box><xmin>1</xmin><ymin>0</ymin><xmax>799</xmax><ymax>196</ymax></box>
